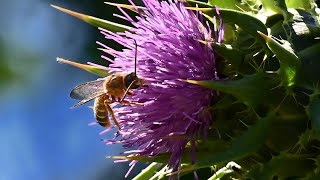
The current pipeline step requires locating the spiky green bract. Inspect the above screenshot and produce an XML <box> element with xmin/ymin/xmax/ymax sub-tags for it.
<box><xmin>56</xmin><ymin>58</ymin><xmax>109</xmax><ymax>77</ymax></box>
<box><xmin>51</xmin><ymin>5</ymin><xmax>130</xmax><ymax>32</ymax></box>
<box><xmin>185</xmin><ymin>73</ymin><xmax>277</xmax><ymax>107</ymax></box>
<box><xmin>199</xmin><ymin>113</ymin><xmax>274</xmax><ymax>167</ymax></box>
<box><xmin>258</xmin><ymin>31</ymin><xmax>301</xmax><ymax>88</ymax></box>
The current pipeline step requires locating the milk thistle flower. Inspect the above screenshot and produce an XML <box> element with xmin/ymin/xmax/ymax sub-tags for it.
<box><xmin>55</xmin><ymin>0</ymin><xmax>320</xmax><ymax>178</ymax></box>
<box><xmin>98</xmin><ymin>0</ymin><xmax>223</xmax><ymax>175</ymax></box>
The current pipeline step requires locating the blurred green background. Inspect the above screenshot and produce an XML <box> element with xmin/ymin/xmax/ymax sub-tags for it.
<box><xmin>0</xmin><ymin>0</ymin><xmax>144</xmax><ymax>179</ymax></box>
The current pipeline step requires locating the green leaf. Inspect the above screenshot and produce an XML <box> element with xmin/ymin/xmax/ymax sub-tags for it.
<box><xmin>184</xmin><ymin>73</ymin><xmax>276</xmax><ymax>107</ymax></box>
<box><xmin>185</xmin><ymin>0</ymin><xmax>212</xmax><ymax>8</ymax></box>
<box><xmin>202</xmin><ymin>114</ymin><xmax>273</xmax><ymax>165</ymax></box>
<box><xmin>258</xmin><ymin>31</ymin><xmax>301</xmax><ymax>88</ymax></box>
<box><xmin>286</xmin><ymin>0</ymin><xmax>317</xmax><ymax>9</ymax></box>
<box><xmin>51</xmin><ymin>5</ymin><xmax>130</xmax><ymax>32</ymax></box>
<box><xmin>56</xmin><ymin>58</ymin><xmax>109</xmax><ymax>77</ymax></box>
<box><xmin>261</xmin><ymin>0</ymin><xmax>293</xmax><ymax>22</ymax></box>
<box><xmin>133</xmin><ymin>163</ymin><xmax>160</xmax><ymax>180</ymax></box>
<box><xmin>207</xmin><ymin>0</ymin><xmax>250</xmax><ymax>10</ymax></box>
<box><xmin>173</xmin><ymin>114</ymin><xmax>274</xmax><ymax>174</ymax></box>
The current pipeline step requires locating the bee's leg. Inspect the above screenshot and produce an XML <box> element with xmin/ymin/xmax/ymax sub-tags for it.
<box><xmin>104</xmin><ymin>100</ymin><xmax>121</xmax><ymax>129</ymax></box>
<box><xmin>120</xmin><ymin>99</ymin><xmax>144</xmax><ymax>106</ymax></box>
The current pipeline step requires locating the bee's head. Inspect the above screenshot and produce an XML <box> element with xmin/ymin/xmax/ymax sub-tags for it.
<box><xmin>124</xmin><ymin>72</ymin><xmax>145</xmax><ymax>89</ymax></box>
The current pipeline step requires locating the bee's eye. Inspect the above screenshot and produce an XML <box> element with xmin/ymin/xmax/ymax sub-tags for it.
<box><xmin>124</xmin><ymin>73</ymin><xmax>139</xmax><ymax>89</ymax></box>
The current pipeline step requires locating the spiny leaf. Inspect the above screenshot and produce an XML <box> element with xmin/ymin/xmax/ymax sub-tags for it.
<box><xmin>185</xmin><ymin>7</ymin><xmax>268</xmax><ymax>46</ymax></box>
<box><xmin>184</xmin><ymin>73</ymin><xmax>275</xmax><ymax>107</ymax></box>
<box><xmin>172</xmin><ymin>114</ymin><xmax>274</xmax><ymax>174</ymax></box>
<box><xmin>57</xmin><ymin>58</ymin><xmax>109</xmax><ymax>77</ymax></box>
<box><xmin>51</xmin><ymin>5</ymin><xmax>130</xmax><ymax>32</ymax></box>
<box><xmin>258</xmin><ymin>31</ymin><xmax>301</xmax><ymax>88</ymax></box>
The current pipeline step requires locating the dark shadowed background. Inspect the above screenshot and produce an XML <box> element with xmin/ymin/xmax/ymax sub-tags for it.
<box><xmin>0</xmin><ymin>0</ymin><xmax>145</xmax><ymax>179</ymax></box>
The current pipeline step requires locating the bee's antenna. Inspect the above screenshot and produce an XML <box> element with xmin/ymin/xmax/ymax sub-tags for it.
<box><xmin>134</xmin><ymin>39</ymin><xmax>137</xmax><ymax>75</ymax></box>
<box><xmin>121</xmin><ymin>80</ymin><xmax>137</xmax><ymax>102</ymax></box>
<box><xmin>121</xmin><ymin>39</ymin><xmax>138</xmax><ymax>102</ymax></box>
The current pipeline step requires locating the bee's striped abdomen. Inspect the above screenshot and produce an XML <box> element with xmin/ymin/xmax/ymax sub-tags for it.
<box><xmin>93</xmin><ymin>95</ymin><xmax>111</xmax><ymax>127</ymax></box>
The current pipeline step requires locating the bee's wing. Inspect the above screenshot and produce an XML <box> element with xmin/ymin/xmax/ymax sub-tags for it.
<box><xmin>71</xmin><ymin>92</ymin><xmax>104</xmax><ymax>108</ymax></box>
<box><xmin>70</xmin><ymin>78</ymin><xmax>106</xmax><ymax>100</ymax></box>
<box><xmin>70</xmin><ymin>78</ymin><xmax>106</xmax><ymax>108</ymax></box>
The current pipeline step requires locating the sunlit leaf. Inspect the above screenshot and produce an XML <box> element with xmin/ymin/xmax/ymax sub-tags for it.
<box><xmin>258</xmin><ymin>31</ymin><xmax>300</xmax><ymax>88</ymax></box>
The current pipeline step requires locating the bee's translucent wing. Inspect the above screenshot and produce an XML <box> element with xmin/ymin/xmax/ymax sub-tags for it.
<box><xmin>70</xmin><ymin>78</ymin><xmax>106</xmax><ymax>100</ymax></box>
<box><xmin>71</xmin><ymin>93</ymin><xmax>103</xmax><ymax>108</ymax></box>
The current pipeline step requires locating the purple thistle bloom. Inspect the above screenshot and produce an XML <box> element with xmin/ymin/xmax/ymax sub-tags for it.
<box><xmin>97</xmin><ymin>0</ymin><xmax>223</xmax><ymax>176</ymax></box>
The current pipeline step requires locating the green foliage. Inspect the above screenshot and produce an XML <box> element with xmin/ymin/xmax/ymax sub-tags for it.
<box><xmin>258</xmin><ymin>31</ymin><xmax>301</xmax><ymax>88</ymax></box>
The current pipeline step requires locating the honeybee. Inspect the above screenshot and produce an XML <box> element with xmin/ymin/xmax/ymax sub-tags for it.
<box><xmin>70</xmin><ymin>41</ymin><xmax>144</xmax><ymax>129</ymax></box>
